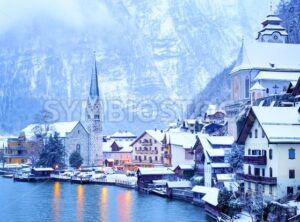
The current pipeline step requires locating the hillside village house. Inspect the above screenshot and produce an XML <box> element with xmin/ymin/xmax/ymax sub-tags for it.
<box><xmin>4</xmin><ymin>134</ymin><xmax>31</xmax><ymax>164</ymax></box>
<box><xmin>194</xmin><ymin>135</ymin><xmax>234</xmax><ymax>187</ymax></box>
<box><xmin>103</xmin><ymin>131</ymin><xmax>136</xmax><ymax>167</ymax></box>
<box><xmin>225</xmin><ymin>13</ymin><xmax>300</xmax><ymax>138</ymax></box>
<box><xmin>237</xmin><ymin>106</ymin><xmax>300</xmax><ymax>200</ymax></box>
<box><xmin>131</xmin><ymin>130</ymin><xmax>165</xmax><ymax>166</ymax></box>
<box><xmin>164</xmin><ymin>132</ymin><xmax>196</xmax><ymax>167</ymax></box>
<box><xmin>103</xmin><ymin>140</ymin><xmax>133</xmax><ymax>167</ymax></box>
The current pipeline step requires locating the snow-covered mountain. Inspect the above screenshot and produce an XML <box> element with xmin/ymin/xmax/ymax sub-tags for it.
<box><xmin>0</xmin><ymin>0</ymin><xmax>275</xmax><ymax>134</ymax></box>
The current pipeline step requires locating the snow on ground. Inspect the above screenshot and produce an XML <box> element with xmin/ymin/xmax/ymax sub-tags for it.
<box><xmin>287</xmin><ymin>200</ymin><xmax>300</xmax><ymax>214</ymax></box>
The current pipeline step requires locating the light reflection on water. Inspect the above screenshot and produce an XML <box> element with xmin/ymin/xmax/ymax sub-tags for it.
<box><xmin>117</xmin><ymin>191</ymin><xmax>132</xmax><ymax>222</ymax></box>
<box><xmin>53</xmin><ymin>182</ymin><xmax>61</xmax><ymax>222</ymax></box>
<box><xmin>100</xmin><ymin>187</ymin><xmax>108</xmax><ymax>222</ymax></box>
<box><xmin>77</xmin><ymin>184</ymin><xmax>84</xmax><ymax>222</ymax></box>
<box><xmin>0</xmin><ymin>179</ymin><xmax>210</xmax><ymax>222</ymax></box>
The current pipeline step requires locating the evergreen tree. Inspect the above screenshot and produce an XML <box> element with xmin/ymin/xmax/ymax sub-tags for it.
<box><xmin>218</xmin><ymin>187</ymin><xmax>242</xmax><ymax>218</ymax></box>
<box><xmin>37</xmin><ymin>132</ymin><xmax>66</xmax><ymax>168</ymax></box>
<box><xmin>229</xmin><ymin>144</ymin><xmax>244</xmax><ymax>173</ymax></box>
<box><xmin>69</xmin><ymin>151</ymin><xmax>83</xmax><ymax>169</ymax></box>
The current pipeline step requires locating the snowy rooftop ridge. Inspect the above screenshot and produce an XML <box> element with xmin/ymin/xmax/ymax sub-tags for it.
<box><xmin>137</xmin><ymin>167</ymin><xmax>175</xmax><ymax>175</ymax></box>
<box><xmin>232</xmin><ymin>42</ymin><xmax>300</xmax><ymax>73</ymax></box>
<box><xmin>22</xmin><ymin>121</ymin><xmax>80</xmax><ymax>140</ymax></box>
<box><xmin>253</xmin><ymin>107</ymin><xmax>300</xmax><ymax>143</ymax></box>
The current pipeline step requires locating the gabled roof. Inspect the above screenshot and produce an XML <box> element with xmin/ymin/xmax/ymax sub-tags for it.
<box><xmin>232</xmin><ymin>41</ymin><xmax>300</xmax><ymax>74</ymax></box>
<box><xmin>237</xmin><ymin>106</ymin><xmax>300</xmax><ymax>144</ymax></box>
<box><xmin>166</xmin><ymin>132</ymin><xmax>198</xmax><ymax>148</ymax></box>
<box><xmin>131</xmin><ymin>130</ymin><xmax>165</xmax><ymax>146</ymax></box>
<box><xmin>199</xmin><ymin>135</ymin><xmax>232</xmax><ymax>158</ymax></box>
<box><xmin>110</xmin><ymin>131</ymin><xmax>136</xmax><ymax>138</ymax></box>
<box><xmin>250</xmin><ymin>82</ymin><xmax>265</xmax><ymax>91</ymax></box>
<box><xmin>22</xmin><ymin>121</ymin><xmax>81</xmax><ymax>140</ymax></box>
<box><xmin>103</xmin><ymin>140</ymin><xmax>133</xmax><ymax>153</ymax></box>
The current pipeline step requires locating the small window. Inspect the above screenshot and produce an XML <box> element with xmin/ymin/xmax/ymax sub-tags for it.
<box><xmin>155</xmin><ymin>156</ymin><xmax>158</xmax><ymax>161</ymax></box>
<box><xmin>262</xmin><ymin>129</ymin><xmax>265</xmax><ymax>138</ymax></box>
<box><xmin>78</xmin><ymin>130</ymin><xmax>80</xmax><ymax>134</ymax></box>
<box><xmin>248</xmin><ymin>165</ymin><xmax>251</xmax><ymax>175</ymax></box>
<box><xmin>248</xmin><ymin>149</ymin><xmax>251</xmax><ymax>155</ymax></box>
<box><xmin>269</xmin><ymin>185</ymin><xmax>273</xmax><ymax>195</ymax></box>
<box><xmin>76</xmin><ymin>144</ymin><xmax>81</xmax><ymax>153</ymax></box>
<box><xmin>269</xmin><ymin>167</ymin><xmax>273</xmax><ymax>177</ymax></box>
<box><xmin>135</xmin><ymin>156</ymin><xmax>137</xmax><ymax>160</ymax></box>
<box><xmin>144</xmin><ymin>156</ymin><xmax>147</xmax><ymax>160</ymax></box>
<box><xmin>289</xmin><ymin>148</ymin><xmax>296</xmax><ymax>160</ymax></box>
<box><xmin>255</xmin><ymin>129</ymin><xmax>258</xmax><ymax>138</ymax></box>
<box><xmin>269</xmin><ymin>149</ymin><xmax>273</xmax><ymax>160</ymax></box>
<box><xmin>289</xmin><ymin>169</ymin><xmax>295</xmax><ymax>179</ymax></box>
<box><xmin>262</xmin><ymin>168</ymin><xmax>265</xmax><ymax>177</ymax></box>
<box><xmin>249</xmin><ymin>132</ymin><xmax>252</xmax><ymax>138</ymax></box>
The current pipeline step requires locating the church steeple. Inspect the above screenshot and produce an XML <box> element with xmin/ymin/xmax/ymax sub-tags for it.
<box><xmin>85</xmin><ymin>51</ymin><xmax>103</xmax><ymax>166</ymax></box>
<box><xmin>89</xmin><ymin>52</ymin><xmax>100</xmax><ymax>101</ymax></box>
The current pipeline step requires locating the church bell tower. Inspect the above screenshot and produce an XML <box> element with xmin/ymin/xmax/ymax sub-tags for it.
<box><xmin>85</xmin><ymin>52</ymin><xmax>103</xmax><ymax>166</ymax></box>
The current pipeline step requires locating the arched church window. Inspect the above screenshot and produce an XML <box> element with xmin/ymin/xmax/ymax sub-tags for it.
<box><xmin>245</xmin><ymin>76</ymin><xmax>250</xmax><ymax>99</ymax></box>
<box><xmin>76</xmin><ymin>144</ymin><xmax>81</xmax><ymax>153</ymax></box>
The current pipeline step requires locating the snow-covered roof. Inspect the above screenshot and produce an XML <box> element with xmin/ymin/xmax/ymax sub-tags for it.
<box><xmin>252</xmin><ymin>106</ymin><xmax>300</xmax><ymax>143</ymax></box>
<box><xmin>202</xmin><ymin>187</ymin><xmax>219</xmax><ymax>206</ymax></box>
<box><xmin>206</xmin><ymin>136</ymin><xmax>234</xmax><ymax>146</ymax></box>
<box><xmin>166</xmin><ymin>132</ymin><xmax>198</xmax><ymax>148</ymax></box>
<box><xmin>22</xmin><ymin>121</ymin><xmax>80</xmax><ymax>140</ymax></box>
<box><xmin>250</xmin><ymin>82</ymin><xmax>265</xmax><ymax>91</ymax></box>
<box><xmin>110</xmin><ymin>131</ymin><xmax>136</xmax><ymax>138</ymax></box>
<box><xmin>199</xmin><ymin>135</ymin><xmax>232</xmax><ymax>158</ymax></box>
<box><xmin>254</xmin><ymin>71</ymin><xmax>300</xmax><ymax>82</ymax></box>
<box><xmin>210</xmin><ymin>163</ymin><xmax>231</xmax><ymax>168</ymax></box>
<box><xmin>232</xmin><ymin>42</ymin><xmax>300</xmax><ymax>73</ymax></box>
<box><xmin>192</xmin><ymin>185</ymin><xmax>214</xmax><ymax>194</ymax></box>
<box><xmin>224</xmin><ymin>181</ymin><xmax>239</xmax><ymax>192</ymax></box>
<box><xmin>167</xmin><ymin>181</ymin><xmax>192</xmax><ymax>188</ymax></box>
<box><xmin>32</xmin><ymin>167</ymin><xmax>54</xmax><ymax>171</ymax></box>
<box><xmin>103</xmin><ymin>140</ymin><xmax>133</xmax><ymax>152</ymax></box>
<box><xmin>216</xmin><ymin>174</ymin><xmax>234</xmax><ymax>181</ymax></box>
<box><xmin>175</xmin><ymin>164</ymin><xmax>194</xmax><ymax>170</ymax></box>
<box><xmin>138</xmin><ymin>167</ymin><xmax>175</xmax><ymax>175</ymax></box>
<box><xmin>146</xmin><ymin>130</ymin><xmax>165</xmax><ymax>143</ymax></box>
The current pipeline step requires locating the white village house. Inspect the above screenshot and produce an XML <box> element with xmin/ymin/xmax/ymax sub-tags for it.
<box><xmin>237</xmin><ymin>106</ymin><xmax>300</xmax><ymax>199</ymax></box>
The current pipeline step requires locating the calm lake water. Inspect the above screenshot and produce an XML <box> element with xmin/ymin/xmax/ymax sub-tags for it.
<box><xmin>0</xmin><ymin>178</ymin><xmax>213</xmax><ymax>222</ymax></box>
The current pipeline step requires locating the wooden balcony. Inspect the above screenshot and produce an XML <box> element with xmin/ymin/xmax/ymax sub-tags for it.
<box><xmin>244</xmin><ymin>155</ymin><xmax>267</xmax><ymax>165</ymax></box>
<box><xmin>237</xmin><ymin>173</ymin><xmax>277</xmax><ymax>185</ymax></box>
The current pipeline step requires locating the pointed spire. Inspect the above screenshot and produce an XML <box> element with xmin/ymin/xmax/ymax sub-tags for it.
<box><xmin>89</xmin><ymin>51</ymin><xmax>100</xmax><ymax>100</ymax></box>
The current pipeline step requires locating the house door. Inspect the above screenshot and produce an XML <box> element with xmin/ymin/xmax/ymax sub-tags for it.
<box><xmin>287</xmin><ymin>187</ymin><xmax>294</xmax><ymax>195</ymax></box>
